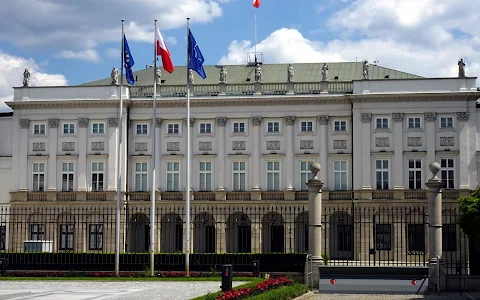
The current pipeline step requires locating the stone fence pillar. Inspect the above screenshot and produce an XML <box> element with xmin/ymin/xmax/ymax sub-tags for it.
<box><xmin>307</xmin><ymin>162</ymin><xmax>324</xmax><ymax>264</ymax></box>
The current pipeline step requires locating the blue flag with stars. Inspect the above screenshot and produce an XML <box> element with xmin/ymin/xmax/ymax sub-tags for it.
<box><xmin>123</xmin><ymin>34</ymin><xmax>135</xmax><ymax>85</ymax></box>
<box><xmin>188</xmin><ymin>29</ymin><xmax>206</xmax><ymax>79</ymax></box>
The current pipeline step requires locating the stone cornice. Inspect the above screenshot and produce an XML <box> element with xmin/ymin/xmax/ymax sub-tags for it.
<box><xmin>348</xmin><ymin>92</ymin><xmax>480</xmax><ymax>103</ymax></box>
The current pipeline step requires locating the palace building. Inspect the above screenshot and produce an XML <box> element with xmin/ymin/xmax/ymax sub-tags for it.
<box><xmin>0</xmin><ymin>60</ymin><xmax>478</xmax><ymax>264</ymax></box>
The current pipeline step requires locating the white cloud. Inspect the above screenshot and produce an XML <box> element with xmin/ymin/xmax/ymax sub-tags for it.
<box><xmin>167</xmin><ymin>36</ymin><xmax>178</xmax><ymax>46</ymax></box>
<box><xmin>56</xmin><ymin>49</ymin><xmax>99</xmax><ymax>63</ymax></box>
<box><xmin>0</xmin><ymin>52</ymin><xmax>68</xmax><ymax>112</ymax></box>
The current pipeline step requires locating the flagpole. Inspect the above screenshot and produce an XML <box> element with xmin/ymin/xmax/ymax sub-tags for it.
<box><xmin>150</xmin><ymin>19</ymin><xmax>158</xmax><ymax>277</ymax></box>
<box><xmin>114</xmin><ymin>19</ymin><xmax>125</xmax><ymax>277</ymax></box>
<box><xmin>185</xmin><ymin>17</ymin><xmax>191</xmax><ymax>278</ymax></box>
<box><xmin>254</xmin><ymin>12</ymin><xmax>257</xmax><ymax>63</ymax></box>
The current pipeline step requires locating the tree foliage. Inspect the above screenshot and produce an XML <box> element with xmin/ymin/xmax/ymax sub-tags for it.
<box><xmin>457</xmin><ymin>187</ymin><xmax>480</xmax><ymax>240</ymax></box>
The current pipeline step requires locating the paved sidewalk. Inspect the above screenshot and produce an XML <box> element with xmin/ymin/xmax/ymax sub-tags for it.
<box><xmin>307</xmin><ymin>292</ymin><xmax>475</xmax><ymax>300</ymax></box>
<box><xmin>0</xmin><ymin>280</ymin><xmax>248</xmax><ymax>300</ymax></box>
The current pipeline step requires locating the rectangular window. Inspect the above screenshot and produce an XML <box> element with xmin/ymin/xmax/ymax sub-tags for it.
<box><xmin>375</xmin><ymin>223</ymin><xmax>392</xmax><ymax>251</ymax></box>
<box><xmin>32</xmin><ymin>162</ymin><xmax>45</xmax><ymax>192</ymax></box>
<box><xmin>199</xmin><ymin>162</ymin><xmax>212</xmax><ymax>191</ymax></box>
<box><xmin>89</xmin><ymin>224</ymin><xmax>103</xmax><ymax>250</ymax></box>
<box><xmin>440</xmin><ymin>117</ymin><xmax>453</xmax><ymax>128</ymax></box>
<box><xmin>267</xmin><ymin>121</ymin><xmax>280</xmax><ymax>133</ymax></box>
<box><xmin>408</xmin><ymin>159</ymin><xmax>422</xmax><ymax>190</ymax></box>
<box><xmin>61</xmin><ymin>162</ymin><xmax>74</xmax><ymax>191</ymax></box>
<box><xmin>266</xmin><ymin>161</ymin><xmax>280</xmax><ymax>191</ymax></box>
<box><xmin>233</xmin><ymin>161</ymin><xmax>246</xmax><ymax>191</ymax></box>
<box><xmin>375</xmin><ymin>160</ymin><xmax>389</xmax><ymax>190</ymax></box>
<box><xmin>33</xmin><ymin>124</ymin><xmax>46</xmax><ymax>135</ymax></box>
<box><xmin>30</xmin><ymin>223</ymin><xmax>45</xmax><ymax>240</ymax></box>
<box><xmin>233</xmin><ymin>122</ymin><xmax>245</xmax><ymax>133</ymax></box>
<box><xmin>407</xmin><ymin>224</ymin><xmax>425</xmax><ymax>252</ymax></box>
<box><xmin>301</xmin><ymin>121</ymin><xmax>313</xmax><ymax>132</ymax></box>
<box><xmin>441</xmin><ymin>158</ymin><xmax>455</xmax><ymax>189</ymax></box>
<box><xmin>91</xmin><ymin>162</ymin><xmax>104</xmax><ymax>191</ymax></box>
<box><xmin>199</xmin><ymin>123</ymin><xmax>212</xmax><ymax>134</ymax></box>
<box><xmin>135</xmin><ymin>162</ymin><xmax>148</xmax><ymax>191</ymax></box>
<box><xmin>442</xmin><ymin>224</ymin><xmax>457</xmax><ymax>251</ymax></box>
<box><xmin>300</xmin><ymin>161</ymin><xmax>312</xmax><ymax>191</ymax></box>
<box><xmin>136</xmin><ymin>124</ymin><xmax>148</xmax><ymax>134</ymax></box>
<box><xmin>408</xmin><ymin>117</ymin><xmax>421</xmax><ymax>129</ymax></box>
<box><xmin>63</xmin><ymin>123</ymin><xmax>75</xmax><ymax>134</ymax></box>
<box><xmin>333</xmin><ymin>161</ymin><xmax>348</xmax><ymax>190</ymax></box>
<box><xmin>167</xmin><ymin>123</ymin><xmax>179</xmax><ymax>134</ymax></box>
<box><xmin>376</xmin><ymin>118</ymin><xmax>388</xmax><ymax>129</ymax></box>
<box><xmin>334</xmin><ymin>121</ymin><xmax>346</xmax><ymax>132</ymax></box>
<box><xmin>59</xmin><ymin>224</ymin><xmax>74</xmax><ymax>251</ymax></box>
<box><xmin>92</xmin><ymin>123</ymin><xmax>105</xmax><ymax>134</ymax></box>
<box><xmin>166</xmin><ymin>162</ymin><xmax>180</xmax><ymax>191</ymax></box>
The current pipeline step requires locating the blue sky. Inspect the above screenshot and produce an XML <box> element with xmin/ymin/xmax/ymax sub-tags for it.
<box><xmin>0</xmin><ymin>0</ymin><xmax>479</xmax><ymax>111</ymax></box>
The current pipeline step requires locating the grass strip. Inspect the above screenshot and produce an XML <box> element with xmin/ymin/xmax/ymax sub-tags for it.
<box><xmin>244</xmin><ymin>283</ymin><xmax>309</xmax><ymax>300</ymax></box>
<box><xmin>191</xmin><ymin>278</ymin><xmax>264</xmax><ymax>300</ymax></box>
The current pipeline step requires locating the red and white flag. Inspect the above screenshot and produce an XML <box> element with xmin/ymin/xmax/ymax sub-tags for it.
<box><xmin>252</xmin><ymin>0</ymin><xmax>260</xmax><ymax>8</ymax></box>
<box><xmin>155</xmin><ymin>25</ymin><xmax>174</xmax><ymax>74</ymax></box>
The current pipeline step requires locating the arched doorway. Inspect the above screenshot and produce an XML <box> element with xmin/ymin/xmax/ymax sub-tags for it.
<box><xmin>193</xmin><ymin>212</ymin><xmax>216</xmax><ymax>253</ymax></box>
<box><xmin>329</xmin><ymin>211</ymin><xmax>353</xmax><ymax>260</ymax></box>
<box><xmin>261</xmin><ymin>212</ymin><xmax>284</xmax><ymax>253</ymax></box>
<box><xmin>226</xmin><ymin>212</ymin><xmax>251</xmax><ymax>253</ymax></box>
<box><xmin>128</xmin><ymin>213</ymin><xmax>150</xmax><ymax>252</ymax></box>
<box><xmin>160</xmin><ymin>213</ymin><xmax>183</xmax><ymax>253</ymax></box>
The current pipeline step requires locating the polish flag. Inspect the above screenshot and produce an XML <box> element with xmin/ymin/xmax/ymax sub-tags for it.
<box><xmin>155</xmin><ymin>25</ymin><xmax>174</xmax><ymax>74</ymax></box>
<box><xmin>252</xmin><ymin>0</ymin><xmax>260</xmax><ymax>8</ymax></box>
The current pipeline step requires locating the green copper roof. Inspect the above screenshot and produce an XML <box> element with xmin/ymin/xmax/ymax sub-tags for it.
<box><xmin>80</xmin><ymin>62</ymin><xmax>423</xmax><ymax>87</ymax></box>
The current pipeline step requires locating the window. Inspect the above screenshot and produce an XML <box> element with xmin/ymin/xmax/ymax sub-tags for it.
<box><xmin>92</xmin><ymin>123</ymin><xmax>105</xmax><ymax>134</ymax></box>
<box><xmin>61</xmin><ymin>162</ymin><xmax>74</xmax><ymax>191</ymax></box>
<box><xmin>233</xmin><ymin>122</ymin><xmax>245</xmax><ymax>133</ymax></box>
<box><xmin>91</xmin><ymin>162</ymin><xmax>104</xmax><ymax>191</ymax></box>
<box><xmin>199</xmin><ymin>162</ymin><xmax>212</xmax><ymax>191</ymax></box>
<box><xmin>59</xmin><ymin>224</ymin><xmax>74</xmax><ymax>250</ymax></box>
<box><xmin>33</xmin><ymin>124</ymin><xmax>46</xmax><ymax>135</ymax></box>
<box><xmin>407</xmin><ymin>224</ymin><xmax>425</xmax><ymax>252</ymax></box>
<box><xmin>266</xmin><ymin>161</ymin><xmax>280</xmax><ymax>191</ymax></box>
<box><xmin>136</xmin><ymin>124</ymin><xmax>148</xmax><ymax>135</ymax></box>
<box><xmin>300</xmin><ymin>161</ymin><xmax>312</xmax><ymax>191</ymax></box>
<box><xmin>167</xmin><ymin>123</ymin><xmax>179</xmax><ymax>134</ymax></box>
<box><xmin>376</xmin><ymin>118</ymin><xmax>388</xmax><ymax>129</ymax></box>
<box><xmin>30</xmin><ymin>223</ymin><xmax>45</xmax><ymax>240</ymax></box>
<box><xmin>333</xmin><ymin>161</ymin><xmax>348</xmax><ymax>190</ymax></box>
<box><xmin>375</xmin><ymin>224</ymin><xmax>392</xmax><ymax>251</ymax></box>
<box><xmin>440</xmin><ymin>117</ymin><xmax>453</xmax><ymax>129</ymax></box>
<box><xmin>63</xmin><ymin>123</ymin><xmax>75</xmax><ymax>134</ymax></box>
<box><xmin>301</xmin><ymin>121</ymin><xmax>313</xmax><ymax>132</ymax></box>
<box><xmin>233</xmin><ymin>161</ymin><xmax>246</xmax><ymax>191</ymax></box>
<box><xmin>32</xmin><ymin>162</ymin><xmax>45</xmax><ymax>192</ymax></box>
<box><xmin>375</xmin><ymin>160</ymin><xmax>389</xmax><ymax>190</ymax></box>
<box><xmin>199</xmin><ymin>123</ymin><xmax>212</xmax><ymax>134</ymax></box>
<box><xmin>89</xmin><ymin>224</ymin><xmax>103</xmax><ymax>250</ymax></box>
<box><xmin>408</xmin><ymin>117</ymin><xmax>421</xmax><ymax>129</ymax></box>
<box><xmin>135</xmin><ymin>162</ymin><xmax>148</xmax><ymax>191</ymax></box>
<box><xmin>441</xmin><ymin>158</ymin><xmax>455</xmax><ymax>189</ymax></box>
<box><xmin>334</xmin><ymin>121</ymin><xmax>346</xmax><ymax>132</ymax></box>
<box><xmin>442</xmin><ymin>224</ymin><xmax>457</xmax><ymax>251</ymax></box>
<box><xmin>267</xmin><ymin>121</ymin><xmax>280</xmax><ymax>133</ymax></box>
<box><xmin>166</xmin><ymin>162</ymin><xmax>180</xmax><ymax>191</ymax></box>
<box><xmin>408</xmin><ymin>159</ymin><xmax>422</xmax><ymax>190</ymax></box>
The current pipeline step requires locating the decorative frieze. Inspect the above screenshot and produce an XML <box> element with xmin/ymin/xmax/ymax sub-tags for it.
<box><xmin>135</xmin><ymin>142</ymin><xmax>147</xmax><ymax>151</ymax></box>
<box><xmin>318</xmin><ymin>115</ymin><xmax>329</xmax><ymax>125</ymax></box>
<box><xmin>167</xmin><ymin>142</ymin><xmax>180</xmax><ymax>151</ymax></box>
<box><xmin>266</xmin><ymin>141</ymin><xmax>280</xmax><ymax>151</ymax></box>
<box><xmin>300</xmin><ymin>140</ymin><xmax>314</xmax><ymax>150</ymax></box>
<box><xmin>232</xmin><ymin>141</ymin><xmax>246</xmax><ymax>151</ymax></box>
<box><xmin>333</xmin><ymin>140</ymin><xmax>347</xmax><ymax>149</ymax></box>
<box><xmin>184</xmin><ymin>118</ymin><xmax>195</xmax><ymax>127</ymax></box>
<box><xmin>284</xmin><ymin>116</ymin><xmax>296</xmax><ymax>125</ymax></box>
<box><xmin>78</xmin><ymin>118</ymin><xmax>89</xmax><ymax>128</ymax></box>
<box><xmin>20</xmin><ymin>119</ymin><xmax>30</xmax><ymax>129</ymax></box>
<box><xmin>91</xmin><ymin>142</ymin><xmax>104</xmax><ymax>151</ymax></box>
<box><xmin>440</xmin><ymin>137</ymin><xmax>454</xmax><ymax>147</ymax></box>
<box><xmin>375</xmin><ymin>137</ymin><xmax>390</xmax><ymax>147</ymax></box>
<box><xmin>199</xmin><ymin>142</ymin><xmax>212</xmax><ymax>151</ymax></box>
<box><xmin>108</xmin><ymin>118</ymin><xmax>118</xmax><ymax>127</ymax></box>
<box><xmin>252</xmin><ymin>116</ymin><xmax>263</xmax><ymax>126</ymax></box>
<box><xmin>424</xmin><ymin>112</ymin><xmax>437</xmax><ymax>122</ymax></box>
<box><xmin>33</xmin><ymin>142</ymin><xmax>45</xmax><ymax>152</ymax></box>
<box><xmin>48</xmin><ymin>119</ymin><xmax>59</xmax><ymax>128</ymax></box>
<box><xmin>392</xmin><ymin>113</ymin><xmax>404</xmax><ymax>122</ymax></box>
<box><xmin>407</xmin><ymin>137</ymin><xmax>422</xmax><ymax>147</ymax></box>
<box><xmin>361</xmin><ymin>113</ymin><xmax>372</xmax><ymax>123</ymax></box>
<box><xmin>457</xmin><ymin>112</ymin><xmax>469</xmax><ymax>121</ymax></box>
<box><xmin>62</xmin><ymin>142</ymin><xmax>75</xmax><ymax>151</ymax></box>
<box><xmin>216</xmin><ymin>117</ymin><xmax>227</xmax><ymax>127</ymax></box>
<box><xmin>155</xmin><ymin>118</ymin><xmax>162</xmax><ymax>128</ymax></box>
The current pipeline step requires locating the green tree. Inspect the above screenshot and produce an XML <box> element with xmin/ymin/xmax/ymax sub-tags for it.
<box><xmin>457</xmin><ymin>187</ymin><xmax>480</xmax><ymax>240</ymax></box>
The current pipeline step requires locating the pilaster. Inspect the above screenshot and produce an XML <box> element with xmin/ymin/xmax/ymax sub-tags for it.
<box><xmin>425</xmin><ymin>112</ymin><xmax>436</xmax><ymax>175</ymax></box>
<box><xmin>251</xmin><ymin>116</ymin><xmax>262</xmax><ymax>191</ymax></box>
<box><xmin>318</xmin><ymin>115</ymin><xmax>329</xmax><ymax>189</ymax></box>
<box><xmin>77</xmin><ymin>118</ymin><xmax>88</xmax><ymax>191</ymax></box>
<box><xmin>457</xmin><ymin>112</ymin><xmax>470</xmax><ymax>189</ymax></box>
<box><xmin>361</xmin><ymin>113</ymin><xmax>372</xmax><ymax>191</ymax></box>
<box><xmin>284</xmin><ymin>116</ymin><xmax>295</xmax><ymax>191</ymax></box>
<box><xmin>19</xmin><ymin>119</ymin><xmax>30</xmax><ymax>191</ymax></box>
<box><xmin>155</xmin><ymin>118</ymin><xmax>162</xmax><ymax>191</ymax></box>
<box><xmin>392</xmin><ymin>113</ymin><xmax>404</xmax><ymax>198</ymax></box>
<box><xmin>216</xmin><ymin>117</ymin><xmax>227</xmax><ymax>191</ymax></box>
<box><xmin>107</xmin><ymin>118</ymin><xmax>118</xmax><ymax>191</ymax></box>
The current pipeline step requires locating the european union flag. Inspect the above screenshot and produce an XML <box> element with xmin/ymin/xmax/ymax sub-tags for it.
<box><xmin>123</xmin><ymin>34</ymin><xmax>135</xmax><ymax>85</ymax></box>
<box><xmin>188</xmin><ymin>29</ymin><xmax>206</xmax><ymax>79</ymax></box>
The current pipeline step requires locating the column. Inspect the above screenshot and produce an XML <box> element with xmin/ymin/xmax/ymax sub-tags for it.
<box><xmin>457</xmin><ymin>112</ymin><xmax>470</xmax><ymax>190</ymax></box>
<box><xmin>155</xmin><ymin>118</ymin><xmax>162</xmax><ymax>191</ymax></box>
<box><xmin>284</xmin><ymin>116</ymin><xmax>295</xmax><ymax>190</ymax></box>
<box><xmin>18</xmin><ymin>119</ymin><xmax>30</xmax><ymax>191</ymax></box>
<box><xmin>11</xmin><ymin>116</ymin><xmax>20</xmax><ymax>191</ymax></box>
<box><xmin>216</xmin><ymin>117</ymin><xmax>227</xmax><ymax>191</ymax></box>
<box><xmin>426</xmin><ymin>162</ymin><xmax>445</xmax><ymax>291</ymax></box>
<box><xmin>307</xmin><ymin>162</ymin><xmax>323</xmax><ymax>263</ymax></box>
<box><xmin>251</xmin><ymin>117</ymin><xmax>262</xmax><ymax>191</ymax></box>
<box><xmin>318</xmin><ymin>115</ymin><xmax>329</xmax><ymax>188</ymax></box>
<box><xmin>392</xmin><ymin>113</ymin><xmax>404</xmax><ymax>196</ymax></box>
<box><xmin>46</xmin><ymin>119</ymin><xmax>59</xmax><ymax>191</ymax></box>
<box><xmin>77</xmin><ymin>118</ymin><xmax>88</xmax><ymax>191</ymax></box>
<box><xmin>361</xmin><ymin>113</ymin><xmax>372</xmax><ymax>189</ymax></box>
<box><xmin>425</xmin><ymin>113</ymin><xmax>436</xmax><ymax>170</ymax></box>
<box><xmin>107</xmin><ymin>117</ymin><xmax>118</xmax><ymax>191</ymax></box>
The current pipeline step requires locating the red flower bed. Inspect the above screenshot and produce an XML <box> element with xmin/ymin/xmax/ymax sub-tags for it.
<box><xmin>6</xmin><ymin>271</ymin><xmax>255</xmax><ymax>278</ymax></box>
<box><xmin>216</xmin><ymin>276</ymin><xmax>293</xmax><ymax>300</ymax></box>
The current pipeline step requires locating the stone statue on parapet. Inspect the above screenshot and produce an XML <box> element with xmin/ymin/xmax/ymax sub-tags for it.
<box><xmin>458</xmin><ymin>58</ymin><xmax>466</xmax><ymax>78</ymax></box>
<box><xmin>363</xmin><ymin>60</ymin><xmax>370</xmax><ymax>80</ymax></box>
<box><xmin>155</xmin><ymin>67</ymin><xmax>162</xmax><ymax>85</ymax></box>
<box><xmin>23</xmin><ymin>68</ymin><xmax>31</xmax><ymax>87</ymax></box>
<box><xmin>111</xmin><ymin>67</ymin><xmax>119</xmax><ymax>85</ymax></box>
<box><xmin>219</xmin><ymin>66</ymin><xmax>227</xmax><ymax>83</ymax></box>
<box><xmin>287</xmin><ymin>64</ymin><xmax>294</xmax><ymax>82</ymax></box>
<box><xmin>321</xmin><ymin>63</ymin><xmax>329</xmax><ymax>81</ymax></box>
<box><xmin>188</xmin><ymin>69</ymin><xmax>194</xmax><ymax>85</ymax></box>
<box><xmin>255</xmin><ymin>63</ymin><xmax>262</xmax><ymax>82</ymax></box>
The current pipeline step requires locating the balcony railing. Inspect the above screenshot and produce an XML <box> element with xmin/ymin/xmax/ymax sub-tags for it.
<box><xmin>161</xmin><ymin>192</ymin><xmax>183</xmax><ymax>201</ymax></box>
<box><xmin>372</xmin><ymin>190</ymin><xmax>394</xmax><ymax>200</ymax></box>
<box><xmin>329</xmin><ymin>191</ymin><xmax>353</xmax><ymax>200</ymax></box>
<box><xmin>57</xmin><ymin>192</ymin><xmax>76</xmax><ymax>201</ymax></box>
<box><xmin>129</xmin><ymin>192</ymin><xmax>150</xmax><ymax>201</ymax></box>
<box><xmin>295</xmin><ymin>192</ymin><xmax>308</xmax><ymax>200</ymax></box>
<box><xmin>26</xmin><ymin>192</ymin><xmax>47</xmax><ymax>201</ymax></box>
<box><xmin>226</xmin><ymin>192</ymin><xmax>251</xmax><ymax>201</ymax></box>
<box><xmin>86</xmin><ymin>192</ymin><xmax>107</xmax><ymax>201</ymax></box>
<box><xmin>194</xmin><ymin>192</ymin><xmax>215</xmax><ymax>201</ymax></box>
<box><xmin>442</xmin><ymin>190</ymin><xmax>459</xmax><ymax>200</ymax></box>
<box><xmin>262</xmin><ymin>192</ymin><xmax>284</xmax><ymax>201</ymax></box>
<box><xmin>405</xmin><ymin>190</ymin><xmax>427</xmax><ymax>200</ymax></box>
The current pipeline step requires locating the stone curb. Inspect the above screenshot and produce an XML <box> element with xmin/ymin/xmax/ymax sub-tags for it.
<box><xmin>292</xmin><ymin>291</ymin><xmax>315</xmax><ymax>300</ymax></box>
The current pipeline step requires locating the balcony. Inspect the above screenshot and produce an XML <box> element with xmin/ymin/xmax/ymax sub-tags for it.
<box><xmin>372</xmin><ymin>190</ymin><xmax>394</xmax><ymax>200</ymax></box>
<box><xmin>56</xmin><ymin>192</ymin><xmax>76</xmax><ymax>201</ymax></box>
<box><xmin>86</xmin><ymin>192</ymin><xmax>107</xmax><ymax>201</ymax></box>
<box><xmin>26</xmin><ymin>192</ymin><xmax>47</xmax><ymax>201</ymax></box>
<box><xmin>226</xmin><ymin>192</ymin><xmax>251</xmax><ymax>201</ymax></box>
<box><xmin>261</xmin><ymin>191</ymin><xmax>284</xmax><ymax>201</ymax></box>
<box><xmin>194</xmin><ymin>192</ymin><xmax>215</xmax><ymax>201</ymax></box>
<box><xmin>329</xmin><ymin>191</ymin><xmax>353</xmax><ymax>200</ymax></box>
<box><xmin>442</xmin><ymin>190</ymin><xmax>459</xmax><ymax>200</ymax></box>
<box><xmin>160</xmin><ymin>192</ymin><xmax>183</xmax><ymax>201</ymax></box>
<box><xmin>295</xmin><ymin>192</ymin><xmax>308</xmax><ymax>200</ymax></box>
<box><xmin>405</xmin><ymin>190</ymin><xmax>427</xmax><ymax>200</ymax></box>
<box><xmin>129</xmin><ymin>192</ymin><xmax>150</xmax><ymax>201</ymax></box>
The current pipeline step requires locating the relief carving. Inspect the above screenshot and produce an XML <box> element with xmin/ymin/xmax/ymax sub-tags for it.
<box><xmin>20</xmin><ymin>119</ymin><xmax>30</xmax><ymax>129</ymax></box>
<box><xmin>155</xmin><ymin>118</ymin><xmax>162</xmax><ymax>128</ymax></box>
<box><xmin>135</xmin><ymin>142</ymin><xmax>147</xmax><ymax>151</ymax></box>
<box><xmin>318</xmin><ymin>115</ymin><xmax>329</xmax><ymax>125</ymax></box>
<box><xmin>392</xmin><ymin>113</ymin><xmax>404</xmax><ymax>122</ymax></box>
<box><xmin>333</xmin><ymin>140</ymin><xmax>347</xmax><ymax>149</ymax></box>
<box><xmin>361</xmin><ymin>113</ymin><xmax>372</xmax><ymax>123</ymax></box>
<box><xmin>167</xmin><ymin>142</ymin><xmax>180</xmax><ymax>151</ymax></box>
<box><xmin>457</xmin><ymin>112</ymin><xmax>469</xmax><ymax>121</ymax></box>
<box><xmin>216</xmin><ymin>117</ymin><xmax>227</xmax><ymax>127</ymax></box>
<box><xmin>91</xmin><ymin>142</ymin><xmax>104</xmax><ymax>151</ymax></box>
<box><xmin>48</xmin><ymin>119</ymin><xmax>59</xmax><ymax>128</ymax></box>
<box><xmin>184</xmin><ymin>118</ymin><xmax>195</xmax><ymax>127</ymax></box>
<box><xmin>232</xmin><ymin>141</ymin><xmax>246</xmax><ymax>151</ymax></box>
<box><xmin>199</xmin><ymin>142</ymin><xmax>212</xmax><ymax>151</ymax></box>
<box><xmin>375</xmin><ymin>137</ymin><xmax>390</xmax><ymax>147</ymax></box>
<box><xmin>78</xmin><ymin>118</ymin><xmax>89</xmax><ymax>128</ymax></box>
<box><xmin>425</xmin><ymin>112</ymin><xmax>437</xmax><ymax>122</ymax></box>
<box><xmin>266</xmin><ymin>141</ymin><xmax>280</xmax><ymax>151</ymax></box>
<box><xmin>300</xmin><ymin>140</ymin><xmax>314</xmax><ymax>150</ymax></box>
<box><xmin>407</xmin><ymin>137</ymin><xmax>422</xmax><ymax>147</ymax></box>
<box><xmin>440</xmin><ymin>137</ymin><xmax>454</xmax><ymax>147</ymax></box>
<box><xmin>108</xmin><ymin>118</ymin><xmax>118</xmax><ymax>127</ymax></box>
<box><xmin>33</xmin><ymin>142</ymin><xmax>45</xmax><ymax>152</ymax></box>
<box><xmin>284</xmin><ymin>116</ymin><xmax>296</xmax><ymax>125</ymax></box>
<box><xmin>252</xmin><ymin>116</ymin><xmax>263</xmax><ymax>126</ymax></box>
<box><xmin>62</xmin><ymin>142</ymin><xmax>75</xmax><ymax>152</ymax></box>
